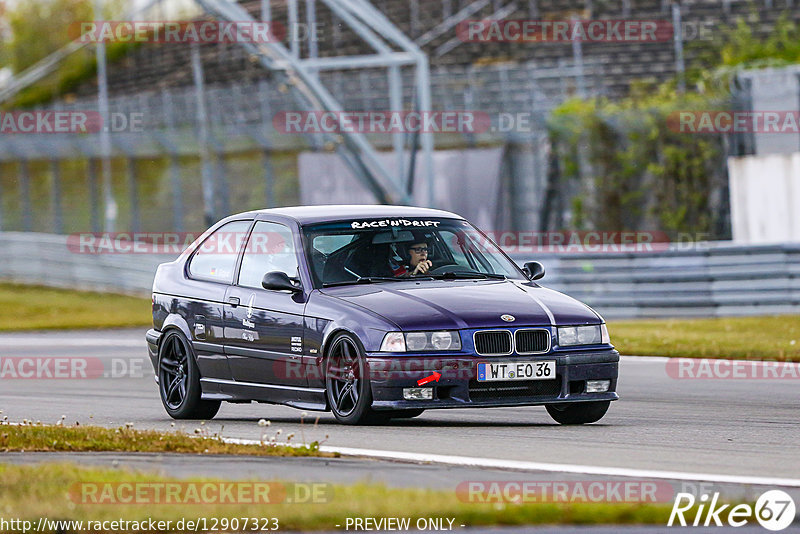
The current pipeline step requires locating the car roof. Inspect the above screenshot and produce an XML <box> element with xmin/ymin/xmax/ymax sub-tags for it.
<box><xmin>232</xmin><ymin>205</ymin><xmax>464</xmax><ymax>225</ymax></box>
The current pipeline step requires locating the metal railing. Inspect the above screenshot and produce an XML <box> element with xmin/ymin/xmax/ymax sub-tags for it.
<box><xmin>2</xmin><ymin>232</ymin><xmax>798</xmax><ymax>319</ymax></box>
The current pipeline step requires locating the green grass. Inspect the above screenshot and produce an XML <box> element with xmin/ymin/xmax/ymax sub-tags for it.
<box><xmin>0</xmin><ymin>422</ymin><xmax>330</xmax><ymax>458</ymax></box>
<box><xmin>0</xmin><ymin>462</ymin><xmax>679</xmax><ymax>532</ymax></box>
<box><xmin>608</xmin><ymin>315</ymin><xmax>800</xmax><ymax>361</ymax></box>
<box><xmin>0</xmin><ymin>283</ymin><xmax>150</xmax><ymax>330</ymax></box>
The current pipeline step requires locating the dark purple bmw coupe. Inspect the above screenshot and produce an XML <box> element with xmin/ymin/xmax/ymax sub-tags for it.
<box><xmin>146</xmin><ymin>205</ymin><xmax>618</xmax><ymax>425</ymax></box>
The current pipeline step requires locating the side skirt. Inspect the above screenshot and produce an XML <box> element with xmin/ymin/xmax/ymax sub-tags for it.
<box><xmin>200</xmin><ymin>378</ymin><xmax>328</xmax><ymax>411</ymax></box>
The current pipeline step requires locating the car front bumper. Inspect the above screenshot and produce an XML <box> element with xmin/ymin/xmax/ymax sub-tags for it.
<box><xmin>365</xmin><ymin>349</ymin><xmax>619</xmax><ymax>410</ymax></box>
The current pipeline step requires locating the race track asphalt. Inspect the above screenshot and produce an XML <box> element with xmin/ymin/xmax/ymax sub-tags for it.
<box><xmin>0</xmin><ymin>328</ymin><xmax>798</xmax><ymax>484</ymax></box>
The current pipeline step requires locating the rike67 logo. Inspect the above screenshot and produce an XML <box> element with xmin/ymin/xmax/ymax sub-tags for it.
<box><xmin>669</xmin><ymin>490</ymin><xmax>796</xmax><ymax>530</ymax></box>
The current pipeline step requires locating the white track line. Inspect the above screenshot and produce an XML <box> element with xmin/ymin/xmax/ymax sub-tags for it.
<box><xmin>620</xmin><ymin>355</ymin><xmax>670</xmax><ymax>363</ymax></box>
<box><xmin>224</xmin><ymin>437</ymin><xmax>800</xmax><ymax>488</ymax></box>
<box><xmin>0</xmin><ymin>339</ymin><xmax>143</xmax><ymax>347</ymax></box>
<box><xmin>4</xmin><ymin>422</ymin><xmax>796</xmax><ymax>487</ymax></box>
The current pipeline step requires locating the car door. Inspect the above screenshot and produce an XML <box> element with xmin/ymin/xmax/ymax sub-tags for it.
<box><xmin>224</xmin><ymin>220</ymin><xmax>308</xmax><ymax>387</ymax></box>
<box><xmin>184</xmin><ymin>219</ymin><xmax>253</xmax><ymax>381</ymax></box>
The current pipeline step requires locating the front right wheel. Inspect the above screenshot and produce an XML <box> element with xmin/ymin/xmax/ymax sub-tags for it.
<box><xmin>546</xmin><ymin>401</ymin><xmax>610</xmax><ymax>425</ymax></box>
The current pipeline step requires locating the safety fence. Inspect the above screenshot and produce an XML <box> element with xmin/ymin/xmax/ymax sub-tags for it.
<box><xmin>1</xmin><ymin>232</ymin><xmax>798</xmax><ymax>319</ymax></box>
<box><xmin>508</xmin><ymin>243</ymin><xmax>800</xmax><ymax>319</ymax></box>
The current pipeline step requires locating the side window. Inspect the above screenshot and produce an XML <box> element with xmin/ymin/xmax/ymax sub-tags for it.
<box><xmin>188</xmin><ymin>220</ymin><xmax>252</xmax><ymax>283</ymax></box>
<box><xmin>238</xmin><ymin>221</ymin><xmax>299</xmax><ymax>289</ymax></box>
<box><xmin>313</xmin><ymin>234</ymin><xmax>355</xmax><ymax>255</ymax></box>
<box><xmin>439</xmin><ymin>230</ymin><xmax>471</xmax><ymax>269</ymax></box>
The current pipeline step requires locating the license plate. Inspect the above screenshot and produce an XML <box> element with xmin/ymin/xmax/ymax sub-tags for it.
<box><xmin>477</xmin><ymin>361</ymin><xmax>556</xmax><ymax>382</ymax></box>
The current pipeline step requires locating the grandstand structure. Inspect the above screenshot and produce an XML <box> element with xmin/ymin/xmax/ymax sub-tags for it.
<box><xmin>67</xmin><ymin>0</ymin><xmax>800</xmax><ymax>101</ymax></box>
<box><xmin>0</xmin><ymin>0</ymin><xmax>797</xmax><ymax>235</ymax></box>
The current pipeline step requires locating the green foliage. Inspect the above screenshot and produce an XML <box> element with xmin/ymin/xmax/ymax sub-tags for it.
<box><xmin>719</xmin><ymin>14</ymin><xmax>800</xmax><ymax>68</ymax></box>
<box><xmin>546</xmin><ymin>9</ymin><xmax>800</xmax><ymax>237</ymax></box>
<box><xmin>2</xmin><ymin>0</ymin><xmax>92</xmax><ymax>73</ymax></box>
<box><xmin>0</xmin><ymin>0</ymin><xmax>133</xmax><ymax>109</ymax></box>
<box><xmin>548</xmin><ymin>87</ymin><xmax>727</xmax><ymax>236</ymax></box>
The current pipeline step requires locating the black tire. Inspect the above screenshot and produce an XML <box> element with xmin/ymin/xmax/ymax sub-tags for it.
<box><xmin>157</xmin><ymin>330</ymin><xmax>221</xmax><ymax>420</ymax></box>
<box><xmin>325</xmin><ymin>333</ymin><xmax>385</xmax><ymax>425</ymax></box>
<box><xmin>388</xmin><ymin>409</ymin><xmax>425</xmax><ymax>419</ymax></box>
<box><xmin>546</xmin><ymin>401</ymin><xmax>610</xmax><ymax>425</ymax></box>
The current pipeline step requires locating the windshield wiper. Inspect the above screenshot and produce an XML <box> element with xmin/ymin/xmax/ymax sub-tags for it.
<box><xmin>431</xmin><ymin>271</ymin><xmax>507</xmax><ymax>280</ymax></box>
<box><xmin>322</xmin><ymin>276</ymin><xmax>433</xmax><ymax>287</ymax></box>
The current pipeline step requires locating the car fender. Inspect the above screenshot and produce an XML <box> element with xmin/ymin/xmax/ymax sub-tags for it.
<box><xmin>160</xmin><ymin>313</ymin><xmax>192</xmax><ymax>344</ymax></box>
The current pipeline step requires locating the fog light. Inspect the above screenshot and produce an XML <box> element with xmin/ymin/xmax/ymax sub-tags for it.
<box><xmin>586</xmin><ymin>380</ymin><xmax>610</xmax><ymax>393</ymax></box>
<box><xmin>403</xmin><ymin>387</ymin><xmax>433</xmax><ymax>400</ymax></box>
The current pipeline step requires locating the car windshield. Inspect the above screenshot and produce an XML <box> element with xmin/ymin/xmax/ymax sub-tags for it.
<box><xmin>302</xmin><ymin>217</ymin><xmax>526</xmax><ymax>287</ymax></box>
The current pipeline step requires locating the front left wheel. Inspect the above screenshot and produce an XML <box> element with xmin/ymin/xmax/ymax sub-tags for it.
<box><xmin>158</xmin><ymin>330</ymin><xmax>221</xmax><ymax>420</ymax></box>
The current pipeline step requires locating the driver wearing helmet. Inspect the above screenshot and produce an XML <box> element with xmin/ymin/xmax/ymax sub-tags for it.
<box><xmin>390</xmin><ymin>234</ymin><xmax>433</xmax><ymax>277</ymax></box>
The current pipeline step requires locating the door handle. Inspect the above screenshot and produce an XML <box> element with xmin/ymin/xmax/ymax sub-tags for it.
<box><xmin>227</xmin><ymin>297</ymin><xmax>240</xmax><ymax>307</ymax></box>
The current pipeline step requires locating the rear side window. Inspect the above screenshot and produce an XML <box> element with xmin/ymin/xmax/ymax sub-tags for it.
<box><xmin>188</xmin><ymin>220</ymin><xmax>252</xmax><ymax>283</ymax></box>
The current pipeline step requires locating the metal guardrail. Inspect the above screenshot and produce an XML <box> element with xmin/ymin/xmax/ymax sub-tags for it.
<box><xmin>509</xmin><ymin>243</ymin><xmax>800</xmax><ymax>319</ymax></box>
<box><xmin>1</xmin><ymin>232</ymin><xmax>798</xmax><ymax>318</ymax></box>
<box><xmin>0</xmin><ymin>232</ymin><xmax>174</xmax><ymax>297</ymax></box>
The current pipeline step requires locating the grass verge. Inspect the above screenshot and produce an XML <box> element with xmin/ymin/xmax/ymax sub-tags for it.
<box><xmin>0</xmin><ymin>283</ymin><xmax>150</xmax><ymax>330</ymax></box>
<box><xmin>0</xmin><ymin>462</ymin><xmax>679</xmax><ymax>532</ymax></box>
<box><xmin>0</xmin><ymin>422</ymin><xmax>331</xmax><ymax>458</ymax></box>
<box><xmin>608</xmin><ymin>315</ymin><xmax>800</xmax><ymax>361</ymax></box>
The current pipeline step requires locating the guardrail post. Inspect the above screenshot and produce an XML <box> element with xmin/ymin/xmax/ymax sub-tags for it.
<box><xmin>191</xmin><ymin>41</ymin><xmax>216</xmax><ymax>227</ymax></box>
<box><xmin>127</xmin><ymin>157</ymin><xmax>141</xmax><ymax>233</ymax></box>
<box><xmin>50</xmin><ymin>159</ymin><xmax>64</xmax><ymax>234</ymax></box>
<box><xmin>169</xmin><ymin>155</ymin><xmax>184</xmax><ymax>232</ymax></box>
<box><xmin>672</xmin><ymin>3</ymin><xmax>686</xmax><ymax>93</ymax></box>
<box><xmin>215</xmin><ymin>152</ymin><xmax>230</xmax><ymax>217</ymax></box>
<box><xmin>19</xmin><ymin>160</ymin><xmax>32</xmax><ymax>232</ymax></box>
<box><xmin>87</xmin><ymin>158</ymin><xmax>101</xmax><ymax>233</ymax></box>
<box><xmin>94</xmin><ymin>0</ymin><xmax>118</xmax><ymax>232</ymax></box>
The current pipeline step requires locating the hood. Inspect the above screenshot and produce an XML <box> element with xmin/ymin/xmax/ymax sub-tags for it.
<box><xmin>320</xmin><ymin>280</ymin><xmax>601</xmax><ymax>331</ymax></box>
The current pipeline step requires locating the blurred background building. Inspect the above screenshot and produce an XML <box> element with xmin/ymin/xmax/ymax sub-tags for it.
<box><xmin>1</xmin><ymin>0</ymin><xmax>799</xmax><ymax>317</ymax></box>
<box><xmin>0</xmin><ymin>0</ymin><xmax>797</xmax><ymax>236</ymax></box>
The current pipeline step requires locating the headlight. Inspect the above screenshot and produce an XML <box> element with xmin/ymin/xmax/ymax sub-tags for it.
<box><xmin>406</xmin><ymin>332</ymin><xmax>428</xmax><ymax>351</ymax></box>
<box><xmin>558</xmin><ymin>325</ymin><xmax>603</xmax><ymax>346</ymax></box>
<box><xmin>380</xmin><ymin>332</ymin><xmax>406</xmax><ymax>352</ymax></box>
<box><xmin>430</xmin><ymin>331</ymin><xmax>455</xmax><ymax>350</ymax></box>
<box><xmin>379</xmin><ymin>331</ymin><xmax>461</xmax><ymax>352</ymax></box>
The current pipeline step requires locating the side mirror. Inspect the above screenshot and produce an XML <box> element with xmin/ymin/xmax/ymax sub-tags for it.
<box><xmin>523</xmin><ymin>261</ymin><xmax>545</xmax><ymax>281</ymax></box>
<box><xmin>262</xmin><ymin>271</ymin><xmax>301</xmax><ymax>292</ymax></box>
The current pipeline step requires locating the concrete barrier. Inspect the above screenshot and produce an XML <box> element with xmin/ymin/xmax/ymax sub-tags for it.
<box><xmin>0</xmin><ymin>232</ymin><xmax>174</xmax><ymax>297</ymax></box>
<box><xmin>510</xmin><ymin>242</ymin><xmax>800</xmax><ymax>319</ymax></box>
